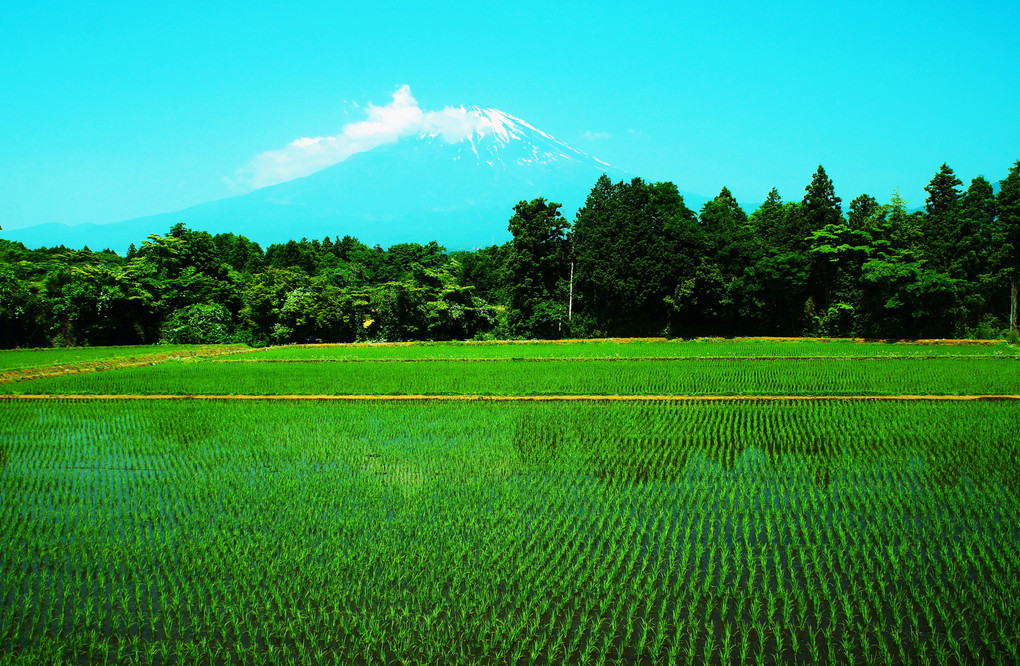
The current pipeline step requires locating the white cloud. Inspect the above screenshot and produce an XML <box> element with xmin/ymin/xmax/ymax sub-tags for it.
<box><xmin>581</xmin><ymin>130</ymin><xmax>612</xmax><ymax>141</ymax></box>
<box><xmin>229</xmin><ymin>85</ymin><xmax>493</xmax><ymax>191</ymax></box>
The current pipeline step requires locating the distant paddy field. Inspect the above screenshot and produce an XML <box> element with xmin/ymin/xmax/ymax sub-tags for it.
<box><xmin>2</xmin><ymin>338</ymin><xmax>1019</xmax><ymax>664</ymax></box>
<box><xmin>0</xmin><ymin>344</ymin><xmax>244</xmax><ymax>372</ymax></box>
<box><xmin>240</xmin><ymin>337</ymin><xmax>1016</xmax><ymax>361</ymax></box>
<box><xmin>0</xmin><ymin>344</ymin><xmax>251</xmax><ymax>386</ymax></box>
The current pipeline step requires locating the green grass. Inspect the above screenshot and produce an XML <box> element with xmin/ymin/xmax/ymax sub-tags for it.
<box><xmin>0</xmin><ymin>344</ymin><xmax>236</xmax><ymax>372</ymax></box>
<box><xmin>2</xmin><ymin>398</ymin><xmax>1018</xmax><ymax>664</ymax></box>
<box><xmin>7</xmin><ymin>355</ymin><xmax>1018</xmax><ymax>396</ymax></box>
<box><xmin>245</xmin><ymin>338</ymin><xmax>1019</xmax><ymax>360</ymax></box>
<box><xmin>3</xmin><ymin>339</ymin><xmax>1018</xmax><ymax>664</ymax></box>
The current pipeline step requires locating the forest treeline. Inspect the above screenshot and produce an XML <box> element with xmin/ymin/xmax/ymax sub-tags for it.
<box><xmin>2</xmin><ymin>161</ymin><xmax>1019</xmax><ymax>348</ymax></box>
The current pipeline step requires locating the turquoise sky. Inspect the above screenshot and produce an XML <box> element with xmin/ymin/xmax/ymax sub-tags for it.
<box><xmin>2</xmin><ymin>0</ymin><xmax>1018</xmax><ymax>230</ymax></box>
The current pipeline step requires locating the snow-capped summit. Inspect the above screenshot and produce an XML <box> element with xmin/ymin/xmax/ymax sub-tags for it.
<box><xmin>439</xmin><ymin>106</ymin><xmax>614</xmax><ymax>171</ymax></box>
<box><xmin>397</xmin><ymin>103</ymin><xmax>615</xmax><ymax>176</ymax></box>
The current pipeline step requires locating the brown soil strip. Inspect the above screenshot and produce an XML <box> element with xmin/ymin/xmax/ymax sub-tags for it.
<box><xmin>5</xmin><ymin>394</ymin><xmax>1020</xmax><ymax>402</ymax></box>
<box><xmin>0</xmin><ymin>345</ymin><xmax>260</xmax><ymax>385</ymax></box>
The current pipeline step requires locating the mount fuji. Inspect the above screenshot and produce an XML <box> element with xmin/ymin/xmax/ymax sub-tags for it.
<box><xmin>5</xmin><ymin>106</ymin><xmax>697</xmax><ymax>252</ymax></box>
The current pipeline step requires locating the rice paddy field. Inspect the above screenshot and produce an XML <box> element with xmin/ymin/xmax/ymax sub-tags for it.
<box><xmin>243</xmin><ymin>338</ymin><xmax>1013</xmax><ymax>361</ymax></box>
<box><xmin>2</xmin><ymin>339</ymin><xmax>1019</xmax><ymax>664</ymax></box>
<box><xmin>0</xmin><ymin>345</ymin><xmax>240</xmax><ymax>373</ymax></box>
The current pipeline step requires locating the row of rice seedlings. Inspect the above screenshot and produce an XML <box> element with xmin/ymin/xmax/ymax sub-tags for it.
<box><xmin>6</xmin><ymin>356</ymin><xmax>1019</xmax><ymax>396</ymax></box>
<box><xmin>2</xmin><ymin>399</ymin><xmax>1018</xmax><ymax>663</ymax></box>
<box><xmin>575</xmin><ymin>405</ymin><xmax>1020</xmax><ymax>664</ymax></box>
<box><xmin>244</xmin><ymin>339</ymin><xmax>1017</xmax><ymax>361</ymax></box>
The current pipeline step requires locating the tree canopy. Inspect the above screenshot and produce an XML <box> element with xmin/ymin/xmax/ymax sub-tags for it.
<box><xmin>2</xmin><ymin>160</ymin><xmax>1018</xmax><ymax>348</ymax></box>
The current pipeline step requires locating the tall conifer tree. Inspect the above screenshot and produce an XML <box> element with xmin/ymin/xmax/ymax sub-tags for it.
<box><xmin>998</xmin><ymin>161</ymin><xmax>1020</xmax><ymax>331</ymax></box>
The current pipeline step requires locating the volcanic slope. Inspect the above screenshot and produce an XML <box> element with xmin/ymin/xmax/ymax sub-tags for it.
<box><xmin>5</xmin><ymin>107</ymin><xmax>689</xmax><ymax>252</ymax></box>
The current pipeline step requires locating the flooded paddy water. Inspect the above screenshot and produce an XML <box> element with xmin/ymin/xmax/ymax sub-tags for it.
<box><xmin>2</xmin><ymin>398</ymin><xmax>1018</xmax><ymax>663</ymax></box>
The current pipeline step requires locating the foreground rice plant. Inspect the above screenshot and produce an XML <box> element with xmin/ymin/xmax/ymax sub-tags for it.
<box><xmin>2</xmin><ymin>399</ymin><xmax>1018</xmax><ymax>664</ymax></box>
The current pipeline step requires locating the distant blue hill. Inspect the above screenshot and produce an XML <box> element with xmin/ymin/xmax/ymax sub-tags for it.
<box><xmin>4</xmin><ymin>107</ymin><xmax>709</xmax><ymax>254</ymax></box>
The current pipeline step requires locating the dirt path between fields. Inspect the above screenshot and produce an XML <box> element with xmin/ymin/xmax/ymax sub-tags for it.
<box><xmin>0</xmin><ymin>346</ymin><xmax>261</xmax><ymax>385</ymax></box>
<box><xmin>4</xmin><ymin>394</ymin><xmax>1019</xmax><ymax>402</ymax></box>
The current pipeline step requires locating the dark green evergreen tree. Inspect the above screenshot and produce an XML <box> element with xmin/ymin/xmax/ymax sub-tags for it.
<box><xmin>800</xmin><ymin>166</ymin><xmax>843</xmax><ymax>236</ymax></box>
<box><xmin>805</xmin><ymin>192</ymin><xmax>875</xmax><ymax>335</ymax></box>
<box><xmin>799</xmin><ymin>166</ymin><xmax>843</xmax><ymax>329</ymax></box>
<box><xmin>572</xmin><ymin>175</ymin><xmax>697</xmax><ymax>336</ymax></box>
<box><xmin>748</xmin><ymin>188</ymin><xmax>783</xmax><ymax>249</ymax></box>
<box><xmin>956</xmin><ymin>176</ymin><xmax>999</xmax><ymax>331</ymax></box>
<box><xmin>847</xmin><ymin>194</ymin><xmax>880</xmax><ymax>231</ymax></box>
<box><xmin>744</xmin><ymin>189</ymin><xmax>810</xmax><ymax>333</ymax></box>
<box><xmin>504</xmin><ymin>198</ymin><xmax>571</xmax><ymax>338</ymax></box>
<box><xmin>920</xmin><ymin>163</ymin><xmax>963</xmax><ymax>271</ymax></box>
<box><xmin>998</xmin><ymin>160</ymin><xmax>1020</xmax><ymax>332</ymax></box>
<box><xmin>682</xmin><ymin>187</ymin><xmax>757</xmax><ymax>332</ymax></box>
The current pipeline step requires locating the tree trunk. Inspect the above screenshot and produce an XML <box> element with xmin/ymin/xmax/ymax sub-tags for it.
<box><xmin>568</xmin><ymin>262</ymin><xmax>574</xmax><ymax>321</ymax></box>
<box><xmin>1011</xmin><ymin>274</ymin><xmax>1018</xmax><ymax>332</ymax></box>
